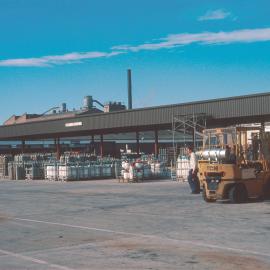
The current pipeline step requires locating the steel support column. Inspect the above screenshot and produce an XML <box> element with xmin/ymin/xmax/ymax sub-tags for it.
<box><xmin>21</xmin><ymin>140</ymin><xmax>25</xmax><ymax>154</ymax></box>
<box><xmin>136</xmin><ymin>131</ymin><xmax>140</xmax><ymax>154</ymax></box>
<box><xmin>90</xmin><ymin>135</ymin><xmax>95</xmax><ymax>154</ymax></box>
<box><xmin>192</xmin><ymin>129</ymin><xmax>196</xmax><ymax>149</ymax></box>
<box><xmin>100</xmin><ymin>134</ymin><xmax>104</xmax><ymax>158</ymax></box>
<box><xmin>154</xmin><ymin>130</ymin><xmax>159</xmax><ymax>158</ymax></box>
<box><xmin>55</xmin><ymin>138</ymin><xmax>61</xmax><ymax>160</ymax></box>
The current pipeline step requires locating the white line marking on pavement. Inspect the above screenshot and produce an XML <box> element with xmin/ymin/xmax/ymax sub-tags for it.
<box><xmin>9</xmin><ymin>220</ymin><xmax>36</xmax><ymax>229</ymax></box>
<box><xmin>0</xmin><ymin>248</ymin><xmax>74</xmax><ymax>270</ymax></box>
<box><xmin>28</xmin><ymin>242</ymin><xmax>97</xmax><ymax>255</ymax></box>
<box><xmin>3</xmin><ymin>216</ymin><xmax>270</xmax><ymax>259</ymax></box>
<box><xmin>12</xmin><ymin>217</ymin><xmax>140</xmax><ymax>236</ymax></box>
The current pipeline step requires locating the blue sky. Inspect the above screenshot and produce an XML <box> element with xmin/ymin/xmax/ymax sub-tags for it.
<box><xmin>1</xmin><ymin>0</ymin><xmax>270</xmax><ymax>123</ymax></box>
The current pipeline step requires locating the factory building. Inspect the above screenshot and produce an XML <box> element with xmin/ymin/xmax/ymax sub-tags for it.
<box><xmin>0</xmin><ymin>90</ymin><xmax>270</xmax><ymax>159</ymax></box>
<box><xmin>1</xmin><ymin>70</ymin><xmax>270</xmax><ymax>159</ymax></box>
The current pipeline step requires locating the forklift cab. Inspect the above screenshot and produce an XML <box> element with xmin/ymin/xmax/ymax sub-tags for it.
<box><xmin>197</xmin><ymin>126</ymin><xmax>270</xmax><ymax>203</ymax></box>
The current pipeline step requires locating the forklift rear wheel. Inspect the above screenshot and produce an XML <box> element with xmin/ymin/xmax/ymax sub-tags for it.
<box><xmin>263</xmin><ymin>181</ymin><xmax>270</xmax><ymax>200</ymax></box>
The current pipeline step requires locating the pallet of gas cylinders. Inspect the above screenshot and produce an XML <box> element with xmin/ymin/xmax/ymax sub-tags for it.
<box><xmin>0</xmin><ymin>153</ymin><xmax>169</xmax><ymax>182</ymax></box>
<box><xmin>0</xmin><ymin>155</ymin><xmax>13</xmax><ymax>179</ymax></box>
<box><xmin>45</xmin><ymin>161</ymin><xmax>117</xmax><ymax>181</ymax></box>
<box><xmin>45</xmin><ymin>154</ymin><xmax>118</xmax><ymax>181</ymax></box>
<box><xmin>118</xmin><ymin>159</ymin><xmax>168</xmax><ymax>183</ymax></box>
<box><xmin>0</xmin><ymin>153</ymin><xmax>119</xmax><ymax>181</ymax></box>
<box><xmin>6</xmin><ymin>154</ymin><xmax>55</xmax><ymax>180</ymax></box>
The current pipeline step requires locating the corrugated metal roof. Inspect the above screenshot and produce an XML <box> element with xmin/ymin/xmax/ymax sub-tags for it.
<box><xmin>0</xmin><ymin>92</ymin><xmax>270</xmax><ymax>140</ymax></box>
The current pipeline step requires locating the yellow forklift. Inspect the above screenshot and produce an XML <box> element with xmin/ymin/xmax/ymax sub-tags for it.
<box><xmin>197</xmin><ymin>126</ymin><xmax>270</xmax><ymax>203</ymax></box>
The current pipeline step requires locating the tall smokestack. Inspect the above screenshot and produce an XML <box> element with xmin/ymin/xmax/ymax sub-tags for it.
<box><xmin>127</xmin><ymin>69</ymin><xmax>132</xmax><ymax>110</ymax></box>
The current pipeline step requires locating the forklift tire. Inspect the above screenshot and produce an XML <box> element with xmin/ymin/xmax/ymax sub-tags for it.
<box><xmin>202</xmin><ymin>187</ymin><xmax>216</xmax><ymax>203</ymax></box>
<box><xmin>228</xmin><ymin>185</ymin><xmax>248</xmax><ymax>204</ymax></box>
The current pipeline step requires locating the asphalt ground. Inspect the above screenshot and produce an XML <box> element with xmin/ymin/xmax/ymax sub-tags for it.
<box><xmin>0</xmin><ymin>179</ymin><xmax>270</xmax><ymax>270</ymax></box>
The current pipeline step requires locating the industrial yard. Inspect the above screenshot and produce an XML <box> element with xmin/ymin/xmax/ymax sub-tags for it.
<box><xmin>0</xmin><ymin>179</ymin><xmax>270</xmax><ymax>270</ymax></box>
<box><xmin>0</xmin><ymin>87</ymin><xmax>269</xmax><ymax>270</ymax></box>
<box><xmin>2</xmin><ymin>1</ymin><xmax>270</xmax><ymax>269</ymax></box>
<box><xmin>0</xmin><ymin>92</ymin><xmax>270</xmax><ymax>269</ymax></box>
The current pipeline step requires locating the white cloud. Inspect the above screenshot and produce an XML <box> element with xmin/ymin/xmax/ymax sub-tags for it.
<box><xmin>198</xmin><ymin>9</ymin><xmax>231</xmax><ymax>21</ymax></box>
<box><xmin>113</xmin><ymin>28</ymin><xmax>270</xmax><ymax>52</ymax></box>
<box><xmin>1</xmin><ymin>28</ymin><xmax>270</xmax><ymax>67</ymax></box>
<box><xmin>0</xmin><ymin>58</ymin><xmax>49</xmax><ymax>67</ymax></box>
<box><xmin>0</xmin><ymin>51</ymin><xmax>123</xmax><ymax>67</ymax></box>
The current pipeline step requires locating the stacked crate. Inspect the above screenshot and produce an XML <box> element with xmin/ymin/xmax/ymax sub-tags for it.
<box><xmin>0</xmin><ymin>155</ymin><xmax>13</xmax><ymax>179</ymax></box>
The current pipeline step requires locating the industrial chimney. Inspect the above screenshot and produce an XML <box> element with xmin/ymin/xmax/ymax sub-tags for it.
<box><xmin>127</xmin><ymin>69</ymin><xmax>132</xmax><ymax>110</ymax></box>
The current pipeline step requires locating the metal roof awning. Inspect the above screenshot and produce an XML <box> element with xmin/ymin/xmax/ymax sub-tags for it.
<box><xmin>0</xmin><ymin>92</ymin><xmax>270</xmax><ymax>140</ymax></box>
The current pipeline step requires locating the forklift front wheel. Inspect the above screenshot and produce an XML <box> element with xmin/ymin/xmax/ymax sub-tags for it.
<box><xmin>202</xmin><ymin>187</ymin><xmax>216</xmax><ymax>203</ymax></box>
